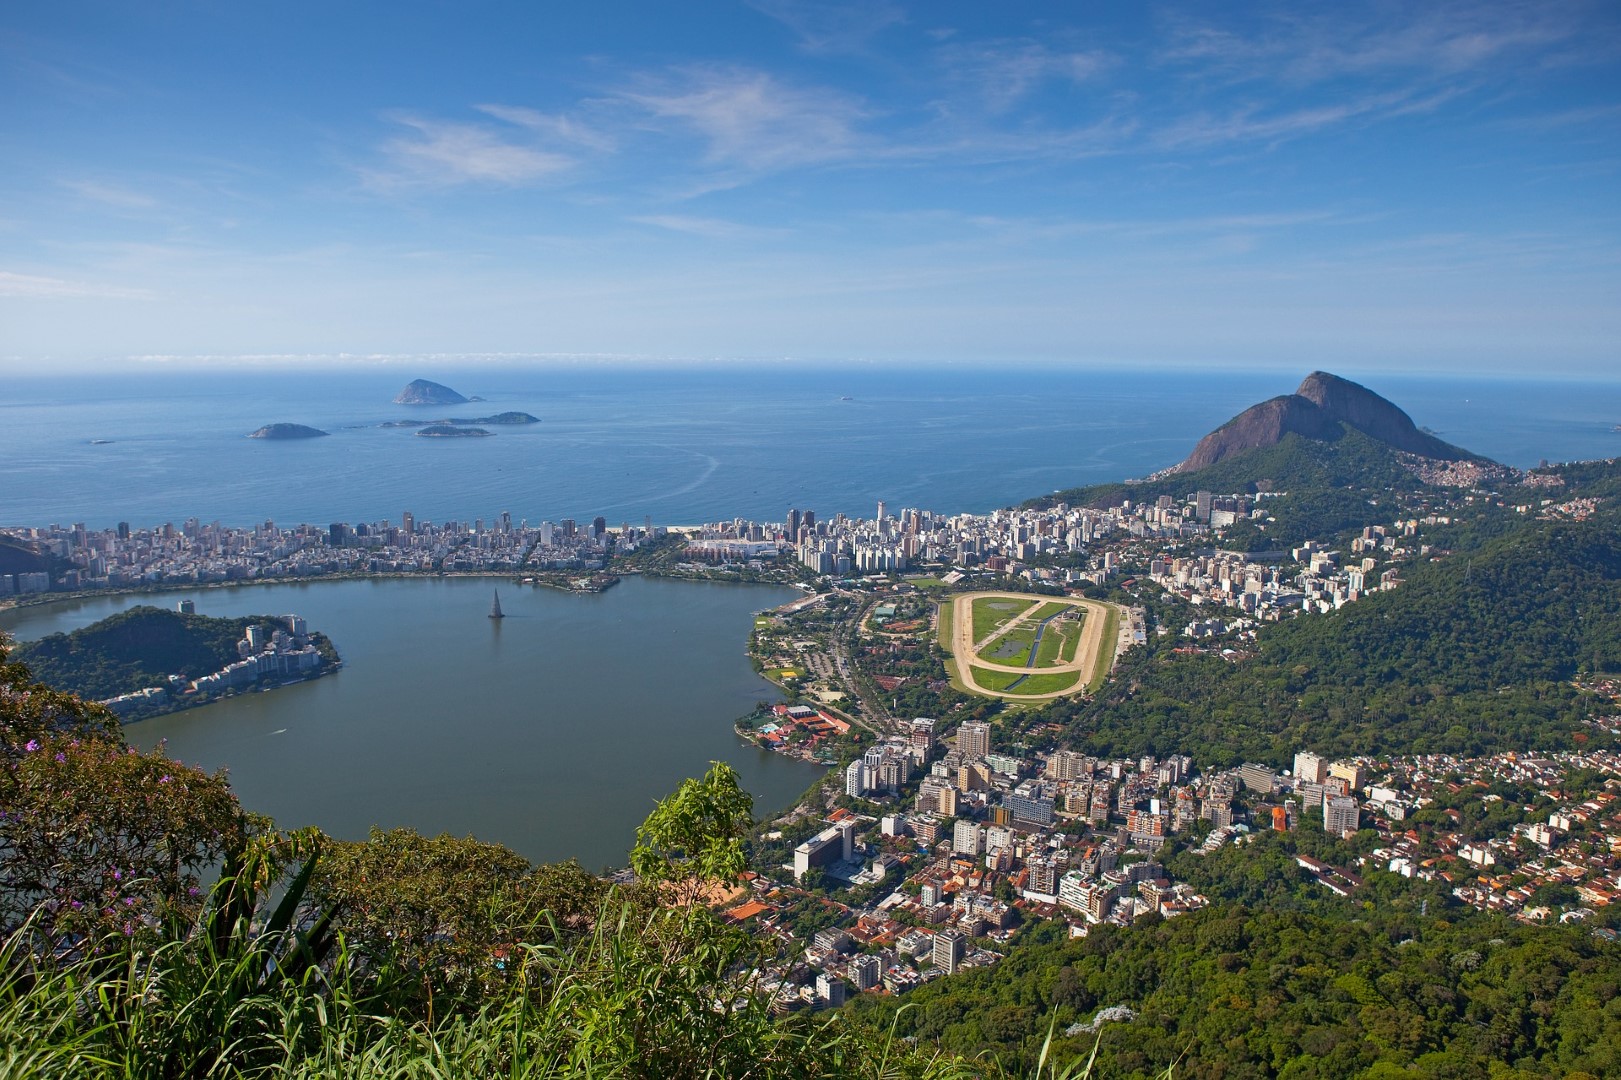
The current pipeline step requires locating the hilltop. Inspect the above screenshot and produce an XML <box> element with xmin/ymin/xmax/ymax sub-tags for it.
<box><xmin>1179</xmin><ymin>371</ymin><xmax>1476</xmax><ymax>472</ymax></box>
<box><xmin>393</xmin><ymin>379</ymin><xmax>469</xmax><ymax>406</ymax></box>
<box><xmin>1028</xmin><ymin>372</ymin><xmax>1510</xmax><ymax>539</ymax></box>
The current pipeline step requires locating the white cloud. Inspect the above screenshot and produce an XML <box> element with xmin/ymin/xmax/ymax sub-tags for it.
<box><xmin>937</xmin><ymin>39</ymin><xmax>1114</xmax><ymax>112</ymax></box>
<box><xmin>473</xmin><ymin>105</ymin><xmax>616</xmax><ymax>151</ymax></box>
<box><xmin>1154</xmin><ymin>88</ymin><xmax>1459</xmax><ymax>150</ymax></box>
<box><xmin>0</xmin><ymin>270</ymin><xmax>152</xmax><ymax>299</ymax></box>
<box><xmin>1160</xmin><ymin>4</ymin><xmax>1587</xmax><ymax>86</ymax></box>
<box><xmin>371</xmin><ymin>115</ymin><xmax>577</xmax><ymax>188</ymax></box>
<box><xmin>628</xmin><ymin>214</ymin><xmax>791</xmax><ymax>239</ymax></box>
<box><xmin>617</xmin><ymin>66</ymin><xmax>872</xmax><ymax>175</ymax></box>
<box><xmin>58</xmin><ymin>179</ymin><xmax>158</xmax><ymax>209</ymax></box>
<box><xmin>746</xmin><ymin>0</ymin><xmax>905</xmax><ymax>54</ymax></box>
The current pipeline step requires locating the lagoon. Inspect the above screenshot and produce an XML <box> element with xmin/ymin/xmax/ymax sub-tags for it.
<box><xmin>0</xmin><ymin>575</ymin><xmax>820</xmax><ymax>871</ymax></box>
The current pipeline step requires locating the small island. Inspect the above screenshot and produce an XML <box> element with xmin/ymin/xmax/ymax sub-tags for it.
<box><xmin>380</xmin><ymin>412</ymin><xmax>537</xmax><ymax>429</ymax></box>
<box><xmin>445</xmin><ymin>411</ymin><xmax>539</xmax><ymax>425</ymax></box>
<box><xmin>416</xmin><ymin>424</ymin><xmax>493</xmax><ymax>438</ymax></box>
<box><xmin>247</xmin><ymin>423</ymin><xmax>329</xmax><ymax>440</ymax></box>
<box><xmin>394</xmin><ymin>379</ymin><xmax>469</xmax><ymax>406</ymax></box>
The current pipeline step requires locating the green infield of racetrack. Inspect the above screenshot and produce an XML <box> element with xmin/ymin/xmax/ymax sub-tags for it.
<box><xmin>970</xmin><ymin>596</ymin><xmax>1039</xmax><ymax>641</ymax></box>
<box><xmin>969</xmin><ymin>666</ymin><xmax>1083</xmax><ymax>695</ymax></box>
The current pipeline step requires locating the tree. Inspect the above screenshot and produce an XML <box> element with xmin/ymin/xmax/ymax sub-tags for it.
<box><xmin>630</xmin><ymin>760</ymin><xmax>755</xmax><ymax>902</ymax></box>
<box><xmin>311</xmin><ymin>828</ymin><xmax>608</xmax><ymax>1002</ymax></box>
<box><xmin>0</xmin><ymin>637</ymin><xmax>247</xmax><ymax>953</ymax></box>
<box><xmin>1</xmin><ymin>732</ymin><xmax>247</xmax><ymax>952</ymax></box>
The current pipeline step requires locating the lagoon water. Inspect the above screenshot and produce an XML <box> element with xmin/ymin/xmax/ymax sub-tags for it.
<box><xmin>0</xmin><ymin>576</ymin><xmax>813</xmax><ymax>870</ymax></box>
<box><xmin>3</xmin><ymin>365</ymin><xmax>1619</xmax><ymax>866</ymax></box>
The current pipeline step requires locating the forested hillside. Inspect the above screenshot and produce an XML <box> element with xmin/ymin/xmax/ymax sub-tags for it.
<box><xmin>848</xmin><ymin>899</ymin><xmax>1621</xmax><ymax>1079</ymax></box>
<box><xmin>12</xmin><ymin>606</ymin><xmax>328</xmax><ymax>700</ymax></box>
<box><xmin>1042</xmin><ymin>515</ymin><xmax>1621</xmax><ymax>764</ymax></box>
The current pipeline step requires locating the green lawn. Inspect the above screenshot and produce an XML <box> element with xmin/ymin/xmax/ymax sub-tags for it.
<box><xmin>1034</xmin><ymin>618</ymin><xmax>1080</xmax><ymax>667</ymax></box>
<box><xmin>936</xmin><ymin>600</ymin><xmax>953</xmax><ymax>652</ymax></box>
<box><xmin>978</xmin><ymin>625</ymin><xmax>1037</xmax><ymax>665</ymax></box>
<box><xmin>969</xmin><ymin>666</ymin><xmax>1029</xmax><ymax>692</ymax></box>
<box><xmin>968</xmin><ymin>666</ymin><xmax>1083</xmax><ymax>696</ymax></box>
<box><xmin>1004</xmin><ymin>670</ymin><xmax>1082</xmax><ymax>695</ymax></box>
<box><xmin>903</xmin><ymin>576</ymin><xmax>948</xmax><ymax>588</ymax></box>
<box><xmin>1088</xmin><ymin>605</ymin><xmax>1122</xmax><ymax>692</ymax></box>
<box><xmin>969</xmin><ymin>596</ymin><xmax>1038</xmax><ymax>642</ymax></box>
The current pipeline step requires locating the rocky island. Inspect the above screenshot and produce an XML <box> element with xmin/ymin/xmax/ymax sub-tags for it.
<box><xmin>415</xmin><ymin>424</ymin><xmax>493</xmax><ymax>438</ymax></box>
<box><xmin>380</xmin><ymin>411</ymin><xmax>537</xmax><ymax>429</ymax></box>
<box><xmin>393</xmin><ymin>379</ymin><xmax>470</xmax><ymax>406</ymax></box>
<box><xmin>247</xmin><ymin>423</ymin><xmax>329</xmax><ymax>440</ymax></box>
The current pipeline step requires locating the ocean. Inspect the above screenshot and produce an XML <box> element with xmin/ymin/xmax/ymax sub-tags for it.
<box><xmin>4</xmin><ymin>366</ymin><xmax>1616</xmax><ymax>532</ymax></box>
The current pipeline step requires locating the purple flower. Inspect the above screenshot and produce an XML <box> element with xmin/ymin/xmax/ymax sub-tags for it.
<box><xmin>158</xmin><ymin>775</ymin><xmax>172</xmax><ymax>784</ymax></box>
<box><xmin>24</xmin><ymin>740</ymin><xmax>38</xmax><ymax>753</ymax></box>
<box><xmin>55</xmin><ymin>752</ymin><xmax>66</xmax><ymax>763</ymax></box>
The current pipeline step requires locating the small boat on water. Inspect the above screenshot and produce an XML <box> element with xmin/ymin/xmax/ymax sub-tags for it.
<box><xmin>489</xmin><ymin>590</ymin><xmax>505</xmax><ymax>619</ymax></box>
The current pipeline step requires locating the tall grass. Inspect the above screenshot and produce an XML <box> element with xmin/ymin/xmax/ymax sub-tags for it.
<box><xmin>0</xmin><ymin>852</ymin><xmax>1165</xmax><ymax>1079</ymax></box>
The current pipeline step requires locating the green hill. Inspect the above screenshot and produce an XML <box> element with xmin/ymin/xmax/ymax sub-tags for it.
<box><xmin>1041</xmin><ymin>511</ymin><xmax>1621</xmax><ymax>765</ymax></box>
<box><xmin>11</xmin><ymin>607</ymin><xmax>329</xmax><ymax>701</ymax></box>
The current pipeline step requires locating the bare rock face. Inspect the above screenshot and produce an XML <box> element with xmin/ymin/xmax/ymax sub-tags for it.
<box><xmin>1294</xmin><ymin>371</ymin><xmax>1463</xmax><ymax>459</ymax></box>
<box><xmin>1177</xmin><ymin>371</ymin><xmax>1472</xmax><ymax>472</ymax></box>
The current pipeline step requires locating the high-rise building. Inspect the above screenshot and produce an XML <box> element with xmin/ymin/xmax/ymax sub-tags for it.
<box><xmin>1329</xmin><ymin>761</ymin><xmax>1367</xmax><ymax>790</ymax></box>
<box><xmin>952</xmin><ymin>820</ymin><xmax>984</xmax><ymax>856</ymax></box>
<box><xmin>1324</xmin><ymin>796</ymin><xmax>1360</xmax><ymax>836</ymax></box>
<box><xmin>1293</xmin><ymin>751</ymin><xmax>1327</xmax><ymax>785</ymax></box>
<box><xmin>958</xmin><ymin>720</ymin><xmax>992</xmax><ymax>759</ymax></box>
<box><xmin>402</xmin><ymin>511</ymin><xmax>414</xmax><ymax>535</ymax></box>
<box><xmin>787</xmin><ymin>509</ymin><xmax>801</xmax><ymax>540</ymax></box>
<box><xmin>849</xmin><ymin>954</ymin><xmax>881</xmax><ymax>990</ymax></box>
<box><xmin>933</xmin><ymin>928</ymin><xmax>966</xmax><ymax>975</ymax></box>
<box><xmin>909</xmin><ymin>718</ymin><xmax>937</xmax><ymax>760</ymax></box>
<box><xmin>876</xmin><ymin>500</ymin><xmax>888</xmax><ymax>524</ymax></box>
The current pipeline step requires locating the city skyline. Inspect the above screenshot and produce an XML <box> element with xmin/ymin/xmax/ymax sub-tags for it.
<box><xmin>3</xmin><ymin>2</ymin><xmax>1619</xmax><ymax>376</ymax></box>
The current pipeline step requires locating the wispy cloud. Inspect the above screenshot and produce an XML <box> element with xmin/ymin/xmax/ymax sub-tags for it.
<box><xmin>369</xmin><ymin>113</ymin><xmax>579</xmax><ymax>189</ymax></box>
<box><xmin>58</xmin><ymin>179</ymin><xmax>158</xmax><ymax>210</ymax></box>
<box><xmin>628</xmin><ymin>214</ymin><xmax>791</xmax><ymax>240</ymax></box>
<box><xmin>1155</xmin><ymin>87</ymin><xmax>1459</xmax><ymax>150</ymax></box>
<box><xmin>473</xmin><ymin>105</ymin><xmax>616</xmax><ymax>152</ymax></box>
<box><xmin>746</xmin><ymin>0</ymin><xmax>905</xmax><ymax>54</ymax></box>
<box><xmin>1161</xmin><ymin>4</ymin><xmax>1588</xmax><ymax>86</ymax></box>
<box><xmin>937</xmin><ymin>39</ymin><xmax>1114</xmax><ymax>112</ymax></box>
<box><xmin>0</xmin><ymin>270</ymin><xmax>153</xmax><ymax>299</ymax></box>
<box><xmin>617</xmin><ymin>66</ymin><xmax>872</xmax><ymax>176</ymax></box>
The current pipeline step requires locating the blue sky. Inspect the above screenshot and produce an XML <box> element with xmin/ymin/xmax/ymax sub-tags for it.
<box><xmin>2</xmin><ymin>1</ymin><xmax>1618</xmax><ymax>375</ymax></box>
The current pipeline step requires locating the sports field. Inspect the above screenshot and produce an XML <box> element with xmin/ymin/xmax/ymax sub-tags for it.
<box><xmin>941</xmin><ymin>591</ymin><xmax>1122</xmax><ymax>701</ymax></box>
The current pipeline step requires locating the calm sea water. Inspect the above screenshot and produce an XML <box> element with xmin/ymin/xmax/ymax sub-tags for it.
<box><xmin>4</xmin><ymin>366</ymin><xmax>1615</xmax><ymax>531</ymax></box>
<box><xmin>0</xmin><ymin>576</ymin><xmax>814</xmax><ymax>870</ymax></box>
